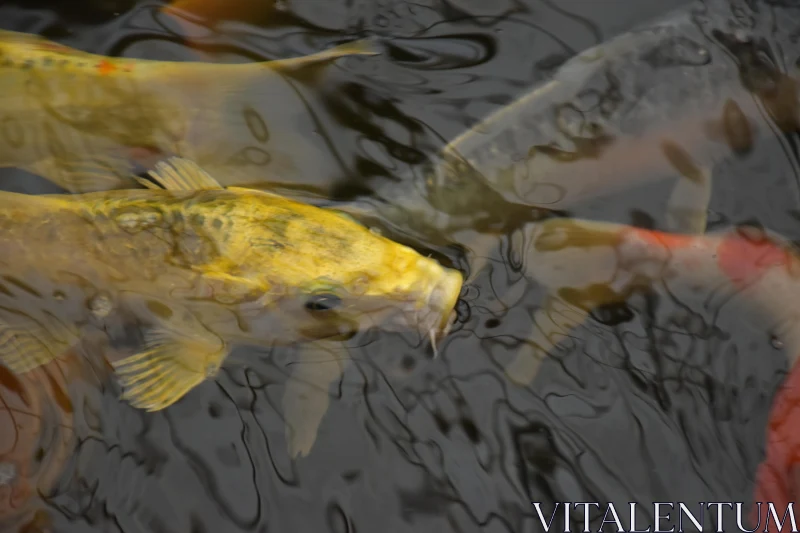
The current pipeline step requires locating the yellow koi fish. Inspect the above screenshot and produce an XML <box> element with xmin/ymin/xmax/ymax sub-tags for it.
<box><xmin>0</xmin><ymin>157</ymin><xmax>463</xmax><ymax>458</ymax></box>
<box><xmin>0</xmin><ymin>29</ymin><xmax>377</xmax><ymax>195</ymax></box>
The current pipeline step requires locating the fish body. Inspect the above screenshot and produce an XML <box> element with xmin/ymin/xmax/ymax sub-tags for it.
<box><xmin>510</xmin><ymin>214</ymin><xmax>800</xmax><ymax>526</ymax></box>
<box><xmin>400</xmin><ymin>0</ymin><xmax>800</xmax><ymax>234</ymax></box>
<box><xmin>0</xmin><ymin>157</ymin><xmax>462</xmax><ymax>419</ymax></box>
<box><xmin>0</xmin><ymin>29</ymin><xmax>377</xmax><ymax>194</ymax></box>
<box><xmin>752</xmin><ymin>356</ymin><xmax>800</xmax><ymax>531</ymax></box>
<box><xmin>503</xmin><ymin>213</ymin><xmax>800</xmax><ymax>383</ymax></box>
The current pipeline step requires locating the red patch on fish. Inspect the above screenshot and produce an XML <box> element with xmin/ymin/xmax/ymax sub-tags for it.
<box><xmin>716</xmin><ymin>230</ymin><xmax>789</xmax><ymax>288</ymax></box>
<box><xmin>753</xmin><ymin>363</ymin><xmax>800</xmax><ymax>529</ymax></box>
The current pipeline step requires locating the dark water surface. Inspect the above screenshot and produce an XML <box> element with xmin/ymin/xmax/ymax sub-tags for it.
<box><xmin>1</xmin><ymin>0</ymin><xmax>799</xmax><ymax>531</ymax></box>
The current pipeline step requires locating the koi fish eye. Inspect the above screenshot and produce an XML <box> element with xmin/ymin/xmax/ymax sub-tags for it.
<box><xmin>305</xmin><ymin>293</ymin><xmax>342</xmax><ymax>312</ymax></box>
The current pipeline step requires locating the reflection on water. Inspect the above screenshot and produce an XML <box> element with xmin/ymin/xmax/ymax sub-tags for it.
<box><xmin>1</xmin><ymin>0</ymin><xmax>800</xmax><ymax>531</ymax></box>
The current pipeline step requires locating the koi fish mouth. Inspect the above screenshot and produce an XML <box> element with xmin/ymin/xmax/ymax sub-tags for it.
<box><xmin>418</xmin><ymin>268</ymin><xmax>464</xmax><ymax>356</ymax></box>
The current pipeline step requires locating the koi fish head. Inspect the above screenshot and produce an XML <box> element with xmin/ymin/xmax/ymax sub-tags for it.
<box><xmin>213</xmin><ymin>190</ymin><xmax>464</xmax><ymax>347</ymax></box>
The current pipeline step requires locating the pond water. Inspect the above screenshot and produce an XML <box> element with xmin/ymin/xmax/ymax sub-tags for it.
<box><xmin>1</xmin><ymin>0</ymin><xmax>799</xmax><ymax>531</ymax></box>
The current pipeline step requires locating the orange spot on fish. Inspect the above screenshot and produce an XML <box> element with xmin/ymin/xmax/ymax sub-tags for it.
<box><xmin>96</xmin><ymin>59</ymin><xmax>116</xmax><ymax>75</ymax></box>
<box><xmin>716</xmin><ymin>230</ymin><xmax>788</xmax><ymax>288</ymax></box>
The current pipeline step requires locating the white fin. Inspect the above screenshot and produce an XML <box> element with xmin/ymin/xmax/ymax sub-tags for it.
<box><xmin>142</xmin><ymin>157</ymin><xmax>223</xmax><ymax>192</ymax></box>
<box><xmin>282</xmin><ymin>342</ymin><xmax>349</xmax><ymax>459</ymax></box>
<box><xmin>660</xmin><ymin>140</ymin><xmax>713</xmax><ymax>235</ymax></box>
<box><xmin>112</xmin><ymin>319</ymin><xmax>227</xmax><ymax>411</ymax></box>
<box><xmin>505</xmin><ymin>295</ymin><xmax>590</xmax><ymax>386</ymax></box>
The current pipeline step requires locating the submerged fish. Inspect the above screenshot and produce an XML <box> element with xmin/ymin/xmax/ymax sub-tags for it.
<box><xmin>752</xmin><ymin>359</ymin><xmax>800</xmax><ymax>530</ymax></box>
<box><xmin>325</xmin><ymin>0</ymin><xmax>800</xmax><ymax>283</ymax></box>
<box><xmin>0</xmin><ymin>29</ymin><xmax>377</xmax><ymax>194</ymax></box>
<box><xmin>504</xmin><ymin>210</ymin><xmax>800</xmax><ymax>528</ymax></box>
<box><xmin>407</xmin><ymin>0</ymin><xmax>800</xmax><ymax>234</ymax></box>
<box><xmin>503</xmin><ymin>214</ymin><xmax>800</xmax><ymax>379</ymax></box>
<box><xmin>161</xmin><ymin>0</ymin><xmax>276</xmax><ymax>26</ymax></box>
<box><xmin>0</xmin><ymin>351</ymin><xmax>78</xmax><ymax>527</ymax></box>
<box><xmin>484</xmin><ymin>157</ymin><xmax>799</xmax><ymax>523</ymax></box>
<box><xmin>0</xmin><ymin>157</ymin><xmax>463</xmax><ymax>458</ymax></box>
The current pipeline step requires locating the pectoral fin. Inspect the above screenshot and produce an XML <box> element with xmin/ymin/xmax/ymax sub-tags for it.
<box><xmin>660</xmin><ymin>139</ymin><xmax>713</xmax><ymax>235</ymax></box>
<box><xmin>23</xmin><ymin>153</ymin><xmax>138</xmax><ymax>193</ymax></box>
<box><xmin>664</xmin><ymin>166</ymin><xmax>712</xmax><ymax>235</ymax></box>
<box><xmin>0</xmin><ymin>313</ymin><xmax>80</xmax><ymax>374</ymax></box>
<box><xmin>139</xmin><ymin>157</ymin><xmax>223</xmax><ymax>191</ymax></box>
<box><xmin>282</xmin><ymin>342</ymin><xmax>349</xmax><ymax>459</ymax></box>
<box><xmin>0</xmin><ymin>325</ymin><xmax>63</xmax><ymax>373</ymax></box>
<box><xmin>112</xmin><ymin>323</ymin><xmax>228</xmax><ymax>411</ymax></box>
<box><xmin>505</xmin><ymin>296</ymin><xmax>589</xmax><ymax>386</ymax></box>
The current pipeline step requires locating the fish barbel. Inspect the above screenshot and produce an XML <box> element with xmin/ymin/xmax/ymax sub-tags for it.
<box><xmin>0</xmin><ymin>156</ymin><xmax>463</xmax><ymax>458</ymax></box>
<box><xmin>0</xmin><ymin>28</ymin><xmax>377</xmax><ymax>194</ymax></box>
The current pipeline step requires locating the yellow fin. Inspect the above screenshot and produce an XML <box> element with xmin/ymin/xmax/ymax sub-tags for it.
<box><xmin>112</xmin><ymin>322</ymin><xmax>228</xmax><ymax>411</ymax></box>
<box><xmin>140</xmin><ymin>157</ymin><xmax>223</xmax><ymax>192</ymax></box>
<box><xmin>134</xmin><ymin>176</ymin><xmax>166</xmax><ymax>190</ymax></box>
<box><xmin>282</xmin><ymin>342</ymin><xmax>349</xmax><ymax>459</ymax></box>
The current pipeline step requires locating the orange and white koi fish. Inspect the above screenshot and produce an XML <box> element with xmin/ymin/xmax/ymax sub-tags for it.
<box><xmin>494</xmin><ymin>171</ymin><xmax>800</xmax><ymax>525</ymax></box>
<box><xmin>503</xmin><ymin>215</ymin><xmax>800</xmax><ymax>384</ymax></box>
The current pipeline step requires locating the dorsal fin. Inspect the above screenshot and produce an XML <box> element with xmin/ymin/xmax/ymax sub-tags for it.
<box><xmin>138</xmin><ymin>157</ymin><xmax>223</xmax><ymax>191</ymax></box>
